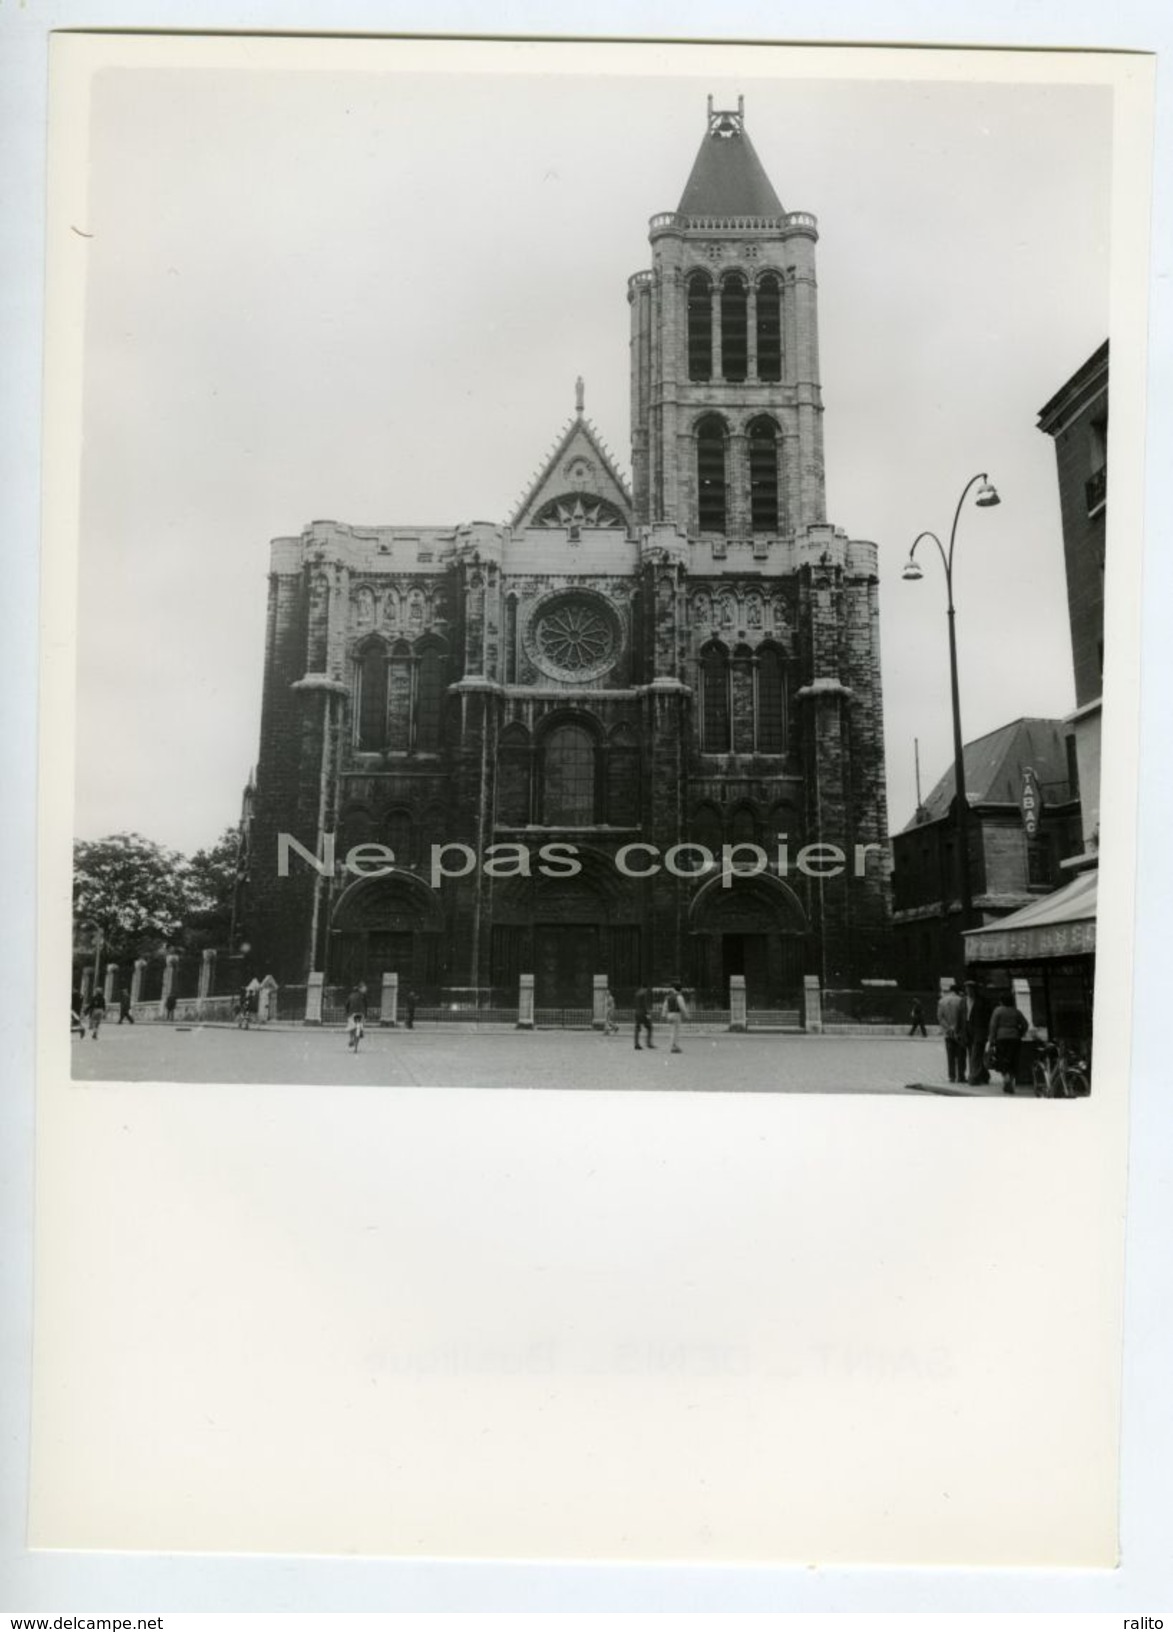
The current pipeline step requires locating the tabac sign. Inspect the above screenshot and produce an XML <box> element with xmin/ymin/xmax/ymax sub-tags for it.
<box><xmin>1021</xmin><ymin>766</ymin><xmax>1042</xmax><ymax>838</ymax></box>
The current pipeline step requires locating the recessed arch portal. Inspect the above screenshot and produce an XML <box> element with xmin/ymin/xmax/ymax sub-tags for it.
<box><xmin>689</xmin><ymin>871</ymin><xmax>809</xmax><ymax>1008</ymax></box>
<box><xmin>329</xmin><ymin>870</ymin><xmax>447</xmax><ymax>1001</ymax></box>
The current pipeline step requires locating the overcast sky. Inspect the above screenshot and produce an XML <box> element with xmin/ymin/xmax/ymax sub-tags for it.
<box><xmin>71</xmin><ymin>45</ymin><xmax>1112</xmax><ymax>853</ymax></box>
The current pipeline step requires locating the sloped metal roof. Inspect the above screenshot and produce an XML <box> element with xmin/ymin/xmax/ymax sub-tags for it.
<box><xmin>677</xmin><ymin>120</ymin><xmax>785</xmax><ymax>218</ymax></box>
<box><xmin>907</xmin><ymin>717</ymin><xmax>1073</xmax><ymax>830</ymax></box>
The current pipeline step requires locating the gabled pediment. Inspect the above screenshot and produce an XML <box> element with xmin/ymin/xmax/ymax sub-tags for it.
<box><xmin>510</xmin><ymin>412</ymin><xmax>633</xmax><ymax>531</ymax></box>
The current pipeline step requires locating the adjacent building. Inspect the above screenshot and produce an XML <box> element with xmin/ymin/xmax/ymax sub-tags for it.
<box><xmin>242</xmin><ymin>100</ymin><xmax>891</xmax><ymax>1007</ymax></box>
<box><xmin>891</xmin><ymin>716</ymin><xmax>1082</xmax><ymax>988</ymax></box>
<box><xmin>1036</xmin><ymin>340</ymin><xmax>1107</xmax><ymax>869</ymax></box>
<box><xmin>961</xmin><ymin>342</ymin><xmax>1107</xmax><ymax>1053</ymax></box>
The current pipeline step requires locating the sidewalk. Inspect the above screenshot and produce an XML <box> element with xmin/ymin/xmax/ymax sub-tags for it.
<box><xmin>161</xmin><ymin>1018</ymin><xmax>945</xmax><ymax>1039</ymax></box>
<box><xmin>904</xmin><ymin>1078</ymin><xmax>1040</xmax><ymax>1099</ymax></box>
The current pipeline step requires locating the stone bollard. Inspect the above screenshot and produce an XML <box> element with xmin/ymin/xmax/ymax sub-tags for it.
<box><xmin>517</xmin><ymin>973</ymin><xmax>535</xmax><ymax>1030</ymax></box>
<box><xmin>803</xmin><ymin>974</ymin><xmax>823</xmax><ymax>1035</ymax></box>
<box><xmin>130</xmin><ymin>958</ymin><xmax>146</xmax><ymax>1006</ymax></box>
<box><xmin>592</xmin><ymin>974</ymin><xmax>608</xmax><ymax>1030</ymax></box>
<box><xmin>103</xmin><ymin>963</ymin><xmax>119</xmax><ymax>1005</ymax></box>
<box><xmin>305</xmin><ymin>971</ymin><xmax>324</xmax><ymax>1025</ymax></box>
<box><xmin>729</xmin><ymin>973</ymin><xmax>747</xmax><ymax>1032</ymax></box>
<box><xmin>380</xmin><ymin>971</ymin><xmax>399</xmax><ymax>1027</ymax></box>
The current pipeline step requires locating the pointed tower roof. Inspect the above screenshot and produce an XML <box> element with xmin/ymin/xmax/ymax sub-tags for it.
<box><xmin>677</xmin><ymin>97</ymin><xmax>784</xmax><ymax>219</ymax></box>
<box><xmin>509</xmin><ymin>384</ymin><xmax>633</xmax><ymax>530</ymax></box>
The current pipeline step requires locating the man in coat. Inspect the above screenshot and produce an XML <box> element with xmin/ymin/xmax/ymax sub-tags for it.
<box><xmin>936</xmin><ymin>982</ymin><xmax>965</xmax><ymax>1084</ymax></box>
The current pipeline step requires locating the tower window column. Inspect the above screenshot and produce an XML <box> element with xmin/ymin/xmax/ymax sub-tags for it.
<box><xmin>746</xmin><ymin>280</ymin><xmax>758</xmax><ymax>378</ymax></box>
<box><xmin>711</xmin><ymin>281</ymin><xmax>722</xmax><ymax>383</ymax></box>
<box><xmin>748</xmin><ymin>416</ymin><xmax>781</xmax><ymax>533</ymax></box>
<box><xmin>727</xmin><ymin>430</ymin><xmax>750</xmax><ymax>539</ymax></box>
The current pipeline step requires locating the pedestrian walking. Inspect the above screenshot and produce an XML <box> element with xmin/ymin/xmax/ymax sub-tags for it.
<box><xmin>118</xmin><ymin>986</ymin><xmax>135</xmax><ymax>1025</ymax></box>
<box><xmin>405</xmin><ymin>988</ymin><xmax>418</xmax><ymax>1029</ymax></box>
<box><xmin>936</xmin><ymin>982</ymin><xmax>965</xmax><ymax>1083</ymax></box>
<box><xmin>164</xmin><ymin>989</ymin><xmax>178</xmax><ymax>1023</ymax></box>
<box><xmin>987</xmin><ymin>988</ymin><xmax>1029</xmax><ymax>1095</ymax></box>
<box><xmin>235</xmin><ymin>985</ymin><xmax>250</xmax><ymax>1029</ymax></box>
<box><xmin>347</xmin><ymin>981</ymin><xmax>368</xmax><ymax>1051</ymax></box>
<box><xmin>662</xmin><ymin>982</ymin><xmax>689</xmax><ymax>1053</ymax></box>
<box><xmin>71</xmin><ymin>988</ymin><xmax>86</xmax><ymax>1037</ymax></box>
<box><xmin>602</xmin><ymin>988</ymin><xmax>618</xmax><ymax>1037</ymax></box>
<box><xmin>633</xmin><ymin>986</ymin><xmax>655</xmax><ymax>1051</ymax></box>
<box><xmin>87</xmin><ymin>988</ymin><xmax>106</xmax><ymax>1039</ymax></box>
<box><xmin>961</xmin><ymin>979</ymin><xmax>992</xmax><ymax>1086</ymax></box>
<box><xmin>908</xmin><ymin>996</ymin><xmax>927</xmax><ymax>1038</ymax></box>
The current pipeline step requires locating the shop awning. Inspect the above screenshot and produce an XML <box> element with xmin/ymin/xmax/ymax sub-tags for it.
<box><xmin>963</xmin><ymin>870</ymin><xmax>1097</xmax><ymax>963</ymax></box>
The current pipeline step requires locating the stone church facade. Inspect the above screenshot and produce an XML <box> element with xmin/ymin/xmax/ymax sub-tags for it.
<box><xmin>244</xmin><ymin>100</ymin><xmax>891</xmax><ymax>1006</ymax></box>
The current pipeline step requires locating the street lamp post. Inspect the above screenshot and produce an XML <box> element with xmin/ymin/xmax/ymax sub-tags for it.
<box><xmin>902</xmin><ymin>473</ymin><xmax>1001</xmax><ymax>944</ymax></box>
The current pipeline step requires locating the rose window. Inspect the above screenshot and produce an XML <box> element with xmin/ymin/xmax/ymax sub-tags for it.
<box><xmin>527</xmin><ymin>593</ymin><xmax>620</xmax><ymax>682</ymax></box>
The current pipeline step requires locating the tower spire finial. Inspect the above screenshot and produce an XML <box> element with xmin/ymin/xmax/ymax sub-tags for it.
<box><xmin>575</xmin><ymin>375</ymin><xmax>584</xmax><ymax>416</ymax></box>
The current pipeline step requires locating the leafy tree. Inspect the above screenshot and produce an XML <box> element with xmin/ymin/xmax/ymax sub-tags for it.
<box><xmin>184</xmin><ymin>826</ymin><xmax>246</xmax><ymax>949</ymax></box>
<box><xmin>72</xmin><ymin>832</ymin><xmax>194</xmax><ymax>962</ymax></box>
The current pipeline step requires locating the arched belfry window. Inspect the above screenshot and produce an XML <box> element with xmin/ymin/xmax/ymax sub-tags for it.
<box><xmin>542</xmin><ymin>722</ymin><xmax>597</xmax><ymax>826</ymax></box>
<box><xmin>720</xmin><ymin>272</ymin><xmax>748</xmax><ymax>382</ymax></box>
<box><xmin>687</xmin><ymin>271</ymin><xmax>713</xmax><ymax>382</ymax></box>
<box><xmin>700</xmin><ymin>643</ymin><xmax>731</xmax><ymax>753</ymax></box>
<box><xmin>757</xmin><ymin>273</ymin><xmax>782</xmax><ymax>382</ymax></box>
<box><xmin>356</xmin><ymin>641</ymin><xmax>388</xmax><ymax>750</ymax></box>
<box><xmin>748</xmin><ymin>416</ymin><xmax>780</xmax><ymax>534</ymax></box>
<box><xmin>415</xmin><ymin>637</ymin><xmax>446</xmax><ymax>753</ymax></box>
<box><xmin>757</xmin><ymin>643</ymin><xmax>787</xmax><ymax>754</ymax></box>
<box><xmin>696</xmin><ymin>415</ymin><xmax>728</xmax><ymax>534</ymax></box>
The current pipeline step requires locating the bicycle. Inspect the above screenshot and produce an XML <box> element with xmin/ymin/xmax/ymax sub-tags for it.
<box><xmin>1031</xmin><ymin>1040</ymin><xmax>1090</xmax><ymax>1099</ymax></box>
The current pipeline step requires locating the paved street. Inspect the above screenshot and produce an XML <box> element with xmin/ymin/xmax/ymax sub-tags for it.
<box><xmin>69</xmin><ymin>1021</ymin><xmax>1006</xmax><ymax>1095</ymax></box>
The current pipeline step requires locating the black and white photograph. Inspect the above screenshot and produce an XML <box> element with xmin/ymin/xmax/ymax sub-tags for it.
<box><xmin>27</xmin><ymin>31</ymin><xmax>1153</xmax><ymax>1569</ymax></box>
<box><xmin>62</xmin><ymin>44</ymin><xmax>1122</xmax><ymax>1101</ymax></box>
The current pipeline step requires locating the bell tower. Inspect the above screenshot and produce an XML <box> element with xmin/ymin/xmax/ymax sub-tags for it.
<box><xmin>628</xmin><ymin>97</ymin><xmax>826</xmax><ymax>539</ymax></box>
